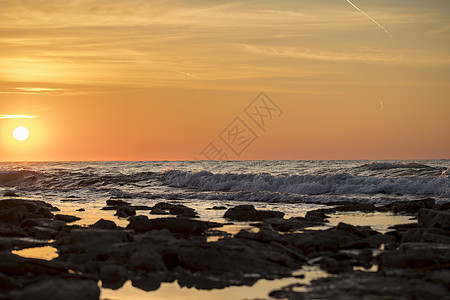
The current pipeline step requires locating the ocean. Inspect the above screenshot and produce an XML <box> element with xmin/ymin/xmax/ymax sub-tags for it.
<box><xmin>1</xmin><ymin>160</ymin><xmax>448</xmax><ymax>211</ymax></box>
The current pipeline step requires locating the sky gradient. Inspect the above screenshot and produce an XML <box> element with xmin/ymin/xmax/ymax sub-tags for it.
<box><xmin>1</xmin><ymin>0</ymin><xmax>449</xmax><ymax>161</ymax></box>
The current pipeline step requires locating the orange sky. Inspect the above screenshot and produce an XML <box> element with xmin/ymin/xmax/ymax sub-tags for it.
<box><xmin>1</xmin><ymin>0</ymin><xmax>449</xmax><ymax>161</ymax></box>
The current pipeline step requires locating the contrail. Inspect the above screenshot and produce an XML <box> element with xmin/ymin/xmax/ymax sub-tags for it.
<box><xmin>346</xmin><ymin>0</ymin><xmax>392</xmax><ymax>38</ymax></box>
<box><xmin>375</xmin><ymin>101</ymin><xmax>384</xmax><ymax>113</ymax></box>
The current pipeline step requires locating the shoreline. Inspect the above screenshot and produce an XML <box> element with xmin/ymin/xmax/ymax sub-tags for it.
<box><xmin>1</xmin><ymin>195</ymin><xmax>449</xmax><ymax>299</ymax></box>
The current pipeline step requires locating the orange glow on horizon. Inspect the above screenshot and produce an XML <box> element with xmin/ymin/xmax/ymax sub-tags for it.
<box><xmin>0</xmin><ymin>1</ymin><xmax>449</xmax><ymax>161</ymax></box>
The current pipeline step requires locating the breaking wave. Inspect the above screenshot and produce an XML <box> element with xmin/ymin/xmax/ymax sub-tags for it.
<box><xmin>164</xmin><ymin>170</ymin><xmax>450</xmax><ymax>198</ymax></box>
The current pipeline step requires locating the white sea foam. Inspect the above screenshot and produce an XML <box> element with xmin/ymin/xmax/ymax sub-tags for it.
<box><xmin>164</xmin><ymin>170</ymin><xmax>450</xmax><ymax>198</ymax></box>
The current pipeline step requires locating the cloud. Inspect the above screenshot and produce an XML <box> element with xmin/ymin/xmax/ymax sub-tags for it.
<box><xmin>0</xmin><ymin>115</ymin><xmax>38</xmax><ymax>119</ymax></box>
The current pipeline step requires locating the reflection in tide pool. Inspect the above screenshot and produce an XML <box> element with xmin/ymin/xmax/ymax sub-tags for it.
<box><xmin>12</xmin><ymin>245</ymin><xmax>59</xmax><ymax>260</ymax></box>
<box><xmin>100</xmin><ymin>266</ymin><xmax>330</xmax><ymax>300</ymax></box>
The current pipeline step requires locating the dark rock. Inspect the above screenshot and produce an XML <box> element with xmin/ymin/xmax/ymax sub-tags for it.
<box><xmin>342</xmin><ymin>233</ymin><xmax>395</xmax><ymax>249</ymax></box>
<box><xmin>54</xmin><ymin>214</ymin><xmax>81</xmax><ymax>223</ymax></box>
<box><xmin>280</xmin><ymin>271</ymin><xmax>449</xmax><ymax>300</ymax></box>
<box><xmin>0</xmin><ymin>252</ymin><xmax>69</xmax><ymax>276</ymax></box>
<box><xmin>91</xmin><ymin>219</ymin><xmax>117</xmax><ymax>230</ymax></box>
<box><xmin>100</xmin><ymin>265</ymin><xmax>127</xmax><ymax>290</ymax></box>
<box><xmin>336</xmin><ymin>222</ymin><xmax>377</xmax><ymax>239</ymax></box>
<box><xmin>380</xmin><ymin>198</ymin><xmax>435</xmax><ymax>214</ymax></box>
<box><xmin>130</xmin><ymin>247</ymin><xmax>167</xmax><ymax>272</ymax></box>
<box><xmin>437</xmin><ymin>202</ymin><xmax>450</xmax><ymax>211</ymax></box>
<box><xmin>0</xmin><ymin>272</ymin><xmax>21</xmax><ymax>291</ymax></box>
<box><xmin>150</xmin><ymin>208</ymin><xmax>169</xmax><ymax>215</ymax></box>
<box><xmin>3</xmin><ymin>191</ymin><xmax>19</xmax><ymax>197</ymax></box>
<box><xmin>0</xmin><ymin>200</ymin><xmax>55</xmax><ymax>224</ymax></box>
<box><xmin>208</xmin><ymin>206</ymin><xmax>227</xmax><ymax>210</ymax></box>
<box><xmin>76</xmin><ymin>208</ymin><xmax>85</xmax><ymax>212</ymax></box>
<box><xmin>10</xmin><ymin>278</ymin><xmax>100</xmax><ymax>300</ymax></box>
<box><xmin>29</xmin><ymin>226</ymin><xmax>58</xmax><ymax>240</ymax></box>
<box><xmin>106</xmin><ymin>199</ymin><xmax>130</xmax><ymax>206</ymax></box>
<box><xmin>151</xmin><ymin>202</ymin><xmax>198</xmax><ymax>218</ymax></box>
<box><xmin>223</xmin><ymin>205</ymin><xmax>284</xmax><ymax>221</ymax></box>
<box><xmin>304</xmin><ymin>211</ymin><xmax>329</xmax><ymax>222</ymax></box>
<box><xmin>127</xmin><ymin>216</ymin><xmax>216</xmax><ymax>236</ymax></box>
<box><xmin>319</xmin><ymin>256</ymin><xmax>352</xmax><ymax>274</ymax></box>
<box><xmin>418</xmin><ymin>208</ymin><xmax>450</xmax><ymax>230</ymax></box>
<box><xmin>401</xmin><ymin>228</ymin><xmax>450</xmax><ymax>244</ymax></box>
<box><xmin>115</xmin><ymin>205</ymin><xmax>136</xmax><ymax>218</ymax></box>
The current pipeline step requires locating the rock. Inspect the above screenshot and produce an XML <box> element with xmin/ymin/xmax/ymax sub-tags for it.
<box><xmin>3</xmin><ymin>191</ymin><xmax>19</xmax><ymax>197</ymax></box>
<box><xmin>437</xmin><ymin>202</ymin><xmax>450</xmax><ymax>211</ymax></box>
<box><xmin>91</xmin><ymin>219</ymin><xmax>117</xmax><ymax>229</ymax></box>
<box><xmin>151</xmin><ymin>202</ymin><xmax>198</xmax><ymax>218</ymax></box>
<box><xmin>401</xmin><ymin>228</ymin><xmax>450</xmax><ymax>244</ymax></box>
<box><xmin>76</xmin><ymin>208</ymin><xmax>85</xmax><ymax>212</ymax></box>
<box><xmin>304</xmin><ymin>211</ymin><xmax>329</xmax><ymax>222</ymax></box>
<box><xmin>223</xmin><ymin>205</ymin><xmax>284</xmax><ymax>221</ymax></box>
<box><xmin>258</xmin><ymin>217</ymin><xmax>323</xmax><ymax>232</ymax></box>
<box><xmin>106</xmin><ymin>199</ymin><xmax>130</xmax><ymax>206</ymax></box>
<box><xmin>418</xmin><ymin>208</ymin><xmax>450</xmax><ymax>230</ymax></box>
<box><xmin>0</xmin><ymin>199</ymin><xmax>55</xmax><ymax>223</ymax></box>
<box><xmin>0</xmin><ymin>252</ymin><xmax>69</xmax><ymax>276</ymax></box>
<box><xmin>29</xmin><ymin>226</ymin><xmax>58</xmax><ymax>240</ymax></box>
<box><xmin>57</xmin><ymin>228</ymin><xmax>133</xmax><ymax>255</ymax></box>
<box><xmin>0</xmin><ymin>272</ymin><xmax>21</xmax><ymax>291</ymax></box>
<box><xmin>130</xmin><ymin>247</ymin><xmax>167</xmax><ymax>272</ymax></box>
<box><xmin>319</xmin><ymin>256</ymin><xmax>352</xmax><ymax>274</ymax></box>
<box><xmin>115</xmin><ymin>205</ymin><xmax>136</xmax><ymax>218</ymax></box>
<box><xmin>208</xmin><ymin>206</ymin><xmax>227</xmax><ymax>210</ymax></box>
<box><xmin>10</xmin><ymin>279</ymin><xmax>100</xmax><ymax>300</ymax></box>
<box><xmin>336</xmin><ymin>222</ymin><xmax>377</xmax><ymax>239</ymax></box>
<box><xmin>342</xmin><ymin>233</ymin><xmax>396</xmax><ymax>249</ymax></box>
<box><xmin>127</xmin><ymin>216</ymin><xmax>217</xmax><ymax>236</ymax></box>
<box><xmin>54</xmin><ymin>214</ymin><xmax>81</xmax><ymax>223</ymax></box>
<box><xmin>150</xmin><ymin>208</ymin><xmax>169</xmax><ymax>215</ymax></box>
<box><xmin>100</xmin><ymin>265</ymin><xmax>127</xmax><ymax>290</ymax></box>
<box><xmin>278</xmin><ymin>271</ymin><xmax>449</xmax><ymax>300</ymax></box>
<box><xmin>377</xmin><ymin>249</ymin><xmax>442</xmax><ymax>270</ymax></box>
<box><xmin>380</xmin><ymin>198</ymin><xmax>435</xmax><ymax>214</ymax></box>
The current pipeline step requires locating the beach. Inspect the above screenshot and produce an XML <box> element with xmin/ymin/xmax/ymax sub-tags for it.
<box><xmin>0</xmin><ymin>160</ymin><xmax>449</xmax><ymax>299</ymax></box>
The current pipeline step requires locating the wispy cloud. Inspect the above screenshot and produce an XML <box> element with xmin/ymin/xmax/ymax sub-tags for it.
<box><xmin>0</xmin><ymin>115</ymin><xmax>38</xmax><ymax>119</ymax></box>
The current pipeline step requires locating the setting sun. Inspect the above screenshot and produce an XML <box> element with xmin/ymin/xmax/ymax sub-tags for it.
<box><xmin>13</xmin><ymin>126</ymin><xmax>30</xmax><ymax>141</ymax></box>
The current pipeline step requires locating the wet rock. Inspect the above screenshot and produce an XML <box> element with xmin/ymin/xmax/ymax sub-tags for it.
<box><xmin>29</xmin><ymin>226</ymin><xmax>58</xmax><ymax>240</ymax></box>
<box><xmin>106</xmin><ymin>199</ymin><xmax>130</xmax><ymax>206</ymax></box>
<box><xmin>90</xmin><ymin>219</ymin><xmax>117</xmax><ymax>230</ymax></box>
<box><xmin>54</xmin><ymin>214</ymin><xmax>81</xmax><ymax>223</ymax></box>
<box><xmin>401</xmin><ymin>228</ymin><xmax>450</xmax><ymax>244</ymax></box>
<box><xmin>437</xmin><ymin>202</ymin><xmax>450</xmax><ymax>211</ymax></box>
<box><xmin>0</xmin><ymin>200</ymin><xmax>55</xmax><ymax>223</ymax></box>
<box><xmin>304</xmin><ymin>211</ymin><xmax>329</xmax><ymax>222</ymax></box>
<box><xmin>0</xmin><ymin>252</ymin><xmax>69</xmax><ymax>276</ymax></box>
<box><xmin>3</xmin><ymin>191</ymin><xmax>19</xmax><ymax>197</ymax></box>
<box><xmin>76</xmin><ymin>208</ymin><xmax>85</xmax><ymax>212</ymax></box>
<box><xmin>127</xmin><ymin>216</ymin><xmax>219</xmax><ymax>236</ymax></box>
<box><xmin>115</xmin><ymin>205</ymin><xmax>136</xmax><ymax>218</ymax></box>
<box><xmin>418</xmin><ymin>208</ymin><xmax>450</xmax><ymax>230</ymax></box>
<box><xmin>100</xmin><ymin>265</ymin><xmax>127</xmax><ymax>290</ymax></box>
<box><xmin>149</xmin><ymin>208</ymin><xmax>169</xmax><ymax>215</ymax></box>
<box><xmin>130</xmin><ymin>273</ymin><xmax>167</xmax><ymax>292</ymax></box>
<box><xmin>380</xmin><ymin>198</ymin><xmax>435</xmax><ymax>214</ymax></box>
<box><xmin>316</xmin><ymin>203</ymin><xmax>376</xmax><ymax>213</ymax></box>
<box><xmin>256</xmin><ymin>217</ymin><xmax>323</xmax><ymax>232</ymax></box>
<box><xmin>130</xmin><ymin>247</ymin><xmax>167</xmax><ymax>272</ymax></box>
<box><xmin>319</xmin><ymin>256</ymin><xmax>352</xmax><ymax>274</ymax></box>
<box><xmin>0</xmin><ymin>272</ymin><xmax>21</xmax><ymax>292</ymax></box>
<box><xmin>10</xmin><ymin>278</ymin><xmax>100</xmax><ymax>300</ymax></box>
<box><xmin>223</xmin><ymin>205</ymin><xmax>284</xmax><ymax>221</ymax></box>
<box><xmin>342</xmin><ymin>233</ymin><xmax>395</xmax><ymax>249</ymax></box>
<box><xmin>336</xmin><ymin>222</ymin><xmax>377</xmax><ymax>238</ymax></box>
<box><xmin>151</xmin><ymin>202</ymin><xmax>198</xmax><ymax>218</ymax></box>
<box><xmin>57</xmin><ymin>228</ymin><xmax>133</xmax><ymax>255</ymax></box>
<box><xmin>208</xmin><ymin>206</ymin><xmax>227</xmax><ymax>210</ymax></box>
<box><xmin>0</xmin><ymin>223</ymin><xmax>28</xmax><ymax>237</ymax></box>
<box><xmin>290</xmin><ymin>224</ymin><xmax>367</xmax><ymax>254</ymax></box>
<box><xmin>280</xmin><ymin>271</ymin><xmax>449</xmax><ymax>300</ymax></box>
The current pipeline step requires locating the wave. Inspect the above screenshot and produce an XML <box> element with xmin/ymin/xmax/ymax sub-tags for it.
<box><xmin>164</xmin><ymin>170</ymin><xmax>450</xmax><ymax>198</ymax></box>
<box><xmin>361</xmin><ymin>162</ymin><xmax>435</xmax><ymax>171</ymax></box>
<box><xmin>0</xmin><ymin>170</ymin><xmax>163</xmax><ymax>188</ymax></box>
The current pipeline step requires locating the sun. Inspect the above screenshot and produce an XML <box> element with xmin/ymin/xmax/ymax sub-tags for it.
<box><xmin>13</xmin><ymin>127</ymin><xmax>30</xmax><ymax>141</ymax></box>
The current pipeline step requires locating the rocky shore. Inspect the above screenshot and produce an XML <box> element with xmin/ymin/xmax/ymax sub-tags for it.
<box><xmin>0</xmin><ymin>197</ymin><xmax>449</xmax><ymax>299</ymax></box>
